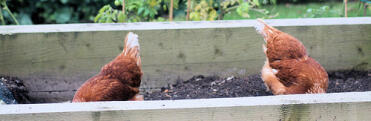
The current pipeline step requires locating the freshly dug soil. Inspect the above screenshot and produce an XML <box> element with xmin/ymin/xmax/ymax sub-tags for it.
<box><xmin>145</xmin><ymin>70</ymin><xmax>371</xmax><ymax>100</ymax></box>
<box><xmin>327</xmin><ymin>70</ymin><xmax>371</xmax><ymax>93</ymax></box>
<box><xmin>0</xmin><ymin>75</ymin><xmax>31</xmax><ymax>104</ymax></box>
<box><xmin>0</xmin><ymin>70</ymin><xmax>370</xmax><ymax>103</ymax></box>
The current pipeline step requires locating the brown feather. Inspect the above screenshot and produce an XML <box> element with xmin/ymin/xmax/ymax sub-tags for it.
<box><xmin>257</xmin><ymin>20</ymin><xmax>328</xmax><ymax>94</ymax></box>
<box><xmin>72</xmin><ymin>32</ymin><xmax>142</xmax><ymax>102</ymax></box>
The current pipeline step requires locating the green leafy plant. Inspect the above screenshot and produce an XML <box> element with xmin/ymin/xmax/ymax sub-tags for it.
<box><xmin>0</xmin><ymin>0</ymin><xmax>113</xmax><ymax>25</ymax></box>
<box><xmin>164</xmin><ymin>0</ymin><xmax>180</xmax><ymax>10</ymax></box>
<box><xmin>4</xmin><ymin>0</ymin><xmax>368</xmax><ymax>25</ymax></box>
<box><xmin>189</xmin><ymin>0</ymin><xmax>218</xmax><ymax>21</ymax></box>
<box><xmin>95</xmin><ymin>5</ymin><xmax>121</xmax><ymax>23</ymax></box>
<box><xmin>0</xmin><ymin>0</ymin><xmax>19</xmax><ymax>25</ymax></box>
<box><xmin>94</xmin><ymin>0</ymin><xmax>275</xmax><ymax>22</ymax></box>
<box><xmin>95</xmin><ymin>0</ymin><xmax>164</xmax><ymax>23</ymax></box>
<box><xmin>259</xmin><ymin>0</ymin><xmax>277</xmax><ymax>5</ymax></box>
<box><xmin>304</xmin><ymin>6</ymin><xmax>341</xmax><ymax>18</ymax></box>
<box><xmin>220</xmin><ymin>0</ymin><xmax>271</xmax><ymax>19</ymax></box>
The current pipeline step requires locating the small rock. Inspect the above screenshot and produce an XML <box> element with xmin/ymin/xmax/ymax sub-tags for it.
<box><xmin>226</xmin><ymin>76</ymin><xmax>235</xmax><ymax>81</ymax></box>
<box><xmin>210</xmin><ymin>82</ymin><xmax>216</xmax><ymax>86</ymax></box>
<box><xmin>0</xmin><ymin>81</ymin><xmax>17</xmax><ymax>104</ymax></box>
<box><xmin>0</xmin><ymin>100</ymin><xmax>5</xmax><ymax>105</ymax></box>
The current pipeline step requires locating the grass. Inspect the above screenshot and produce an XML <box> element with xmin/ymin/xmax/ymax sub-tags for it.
<box><xmin>223</xmin><ymin>2</ymin><xmax>371</xmax><ymax>20</ymax></box>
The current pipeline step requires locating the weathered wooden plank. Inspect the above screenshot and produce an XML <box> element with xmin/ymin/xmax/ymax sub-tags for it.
<box><xmin>0</xmin><ymin>92</ymin><xmax>371</xmax><ymax>121</ymax></box>
<box><xmin>0</xmin><ymin>18</ymin><xmax>370</xmax><ymax>102</ymax></box>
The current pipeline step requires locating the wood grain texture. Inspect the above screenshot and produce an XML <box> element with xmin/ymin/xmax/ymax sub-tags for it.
<box><xmin>0</xmin><ymin>18</ymin><xmax>370</xmax><ymax>102</ymax></box>
<box><xmin>0</xmin><ymin>92</ymin><xmax>371</xmax><ymax>121</ymax></box>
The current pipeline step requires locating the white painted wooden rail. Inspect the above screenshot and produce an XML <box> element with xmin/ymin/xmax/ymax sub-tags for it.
<box><xmin>0</xmin><ymin>17</ymin><xmax>370</xmax><ymax>34</ymax></box>
<box><xmin>1</xmin><ymin>91</ymin><xmax>371</xmax><ymax>121</ymax></box>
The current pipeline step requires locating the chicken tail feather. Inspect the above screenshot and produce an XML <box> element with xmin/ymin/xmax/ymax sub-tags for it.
<box><xmin>123</xmin><ymin>32</ymin><xmax>141</xmax><ymax>66</ymax></box>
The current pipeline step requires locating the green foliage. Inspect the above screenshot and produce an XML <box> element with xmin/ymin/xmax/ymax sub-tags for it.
<box><xmin>96</xmin><ymin>0</ymin><xmax>166</xmax><ymax>23</ymax></box>
<box><xmin>0</xmin><ymin>0</ymin><xmax>19</xmax><ymax>25</ymax></box>
<box><xmin>304</xmin><ymin>5</ymin><xmax>341</xmax><ymax>18</ymax></box>
<box><xmin>220</xmin><ymin>0</ymin><xmax>271</xmax><ymax>19</ymax></box>
<box><xmin>186</xmin><ymin>0</ymin><xmax>272</xmax><ymax>21</ymax></box>
<box><xmin>236</xmin><ymin>2</ymin><xmax>250</xmax><ymax>17</ymax></box>
<box><xmin>258</xmin><ymin>0</ymin><xmax>277</xmax><ymax>5</ymax></box>
<box><xmin>93</xmin><ymin>0</ymin><xmax>310</xmax><ymax>22</ymax></box>
<box><xmin>1</xmin><ymin>0</ymin><xmax>366</xmax><ymax>25</ymax></box>
<box><xmin>304</xmin><ymin>6</ymin><xmax>329</xmax><ymax>18</ymax></box>
<box><xmin>224</xmin><ymin>2</ymin><xmax>369</xmax><ymax>20</ymax></box>
<box><xmin>32</xmin><ymin>0</ymin><xmax>112</xmax><ymax>24</ymax></box>
<box><xmin>189</xmin><ymin>0</ymin><xmax>217</xmax><ymax>21</ymax></box>
<box><xmin>95</xmin><ymin>5</ymin><xmax>120</xmax><ymax>23</ymax></box>
<box><xmin>0</xmin><ymin>0</ymin><xmax>112</xmax><ymax>25</ymax></box>
<box><xmin>164</xmin><ymin>0</ymin><xmax>180</xmax><ymax>10</ymax></box>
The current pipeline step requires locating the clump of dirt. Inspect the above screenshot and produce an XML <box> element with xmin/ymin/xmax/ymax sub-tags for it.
<box><xmin>145</xmin><ymin>70</ymin><xmax>371</xmax><ymax>100</ymax></box>
<box><xmin>0</xmin><ymin>76</ymin><xmax>31</xmax><ymax>104</ymax></box>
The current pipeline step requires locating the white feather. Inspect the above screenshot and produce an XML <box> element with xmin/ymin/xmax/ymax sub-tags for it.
<box><xmin>254</xmin><ymin>21</ymin><xmax>265</xmax><ymax>35</ymax></box>
<box><xmin>254</xmin><ymin>20</ymin><xmax>267</xmax><ymax>42</ymax></box>
<box><xmin>272</xmin><ymin>69</ymin><xmax>278</xmax><ymax>74</ymax></box>
<box><xmin>126</xmin><ymin>32</ymin><xmax>140</xmax><ymax>50</ymax></box>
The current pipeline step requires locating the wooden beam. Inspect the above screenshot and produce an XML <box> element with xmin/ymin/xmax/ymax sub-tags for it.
<box><xmin>169</xmin><ymin>0</ymin><xmax>173</xmax><ymax>21</ymax></box>
<box><xmin>0</xmin><ymin>18</ymin><xmax>370</xmax><ymax>102</ymax></box>
<box><xmin>186</xmin><ymin>0</ymin><xmax>191</xmax><ymax>21</ymax></box>
<box><xmin>344</xmin><ymin>0</ymin><xmax>348</xmax><ymax>17</ymax></box>
<box><xmin>1</xmin><ymin>17</ymin><xmax>370</xmax><ymax>33</ymax></box>
<box><xmin>1</xmin><ymin>91</ymin><xmax>371</xmax><ymax>121</ymax></box>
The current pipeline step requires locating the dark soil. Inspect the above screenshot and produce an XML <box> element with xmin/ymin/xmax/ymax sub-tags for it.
<box><xmin>327</xmin><ymin>70</ymin><xmax>371</xmax><ymax>92</ymax></box>
<box><xmin>0</xmin><ymin>70</ymin><xmax>370</xmax><ymax>103</ymax></box>
<box><xmin>0</xmin><ymin>76</ymin><xmax>31</xmax><ymax>104</ymax></box>
<box><xmin>144</xmin><ymin>70</ymin><xmax>371</xmax><ymax>100</ymax></box>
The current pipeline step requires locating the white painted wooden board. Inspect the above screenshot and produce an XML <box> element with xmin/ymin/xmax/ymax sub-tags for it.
<box><xmin>0</xmin><ymin>91</ymin><xmax>371</xmax><ymax>121</ymax></box>
<box><xmin>0</xmin><ymin>17</ymin><xmax>370</xmax><ymax>34</ymax></box>
<box><xmin>0</xmin><ymin>17</ymin><xmax>370</xmax><ymax>102</ymax></box>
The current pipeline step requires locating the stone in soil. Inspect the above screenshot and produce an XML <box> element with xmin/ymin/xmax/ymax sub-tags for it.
<box><xmin>0</xmin><ymin>76</ymin><xmax>31</xmax><ymax>104</ymax></box>
<box><xmin>0</xmin><ymin>80</ymin><xmax>17</xmax><ymax>104</ymax></box>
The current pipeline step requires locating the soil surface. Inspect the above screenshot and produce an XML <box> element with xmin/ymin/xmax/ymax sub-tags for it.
<box><xmin>0</xmin><ymin>70</ymin><xmax>370</xmax><ymax>103</ymax></box>
<box><xmin>145</xmin><ymin>70</ymin><xmax>371</xmax><ymax>100</ymax></box>
<box><xmin>0</xmin><ymin>76</ymin><xmax>31</xmax><ymax>104</ymax></box>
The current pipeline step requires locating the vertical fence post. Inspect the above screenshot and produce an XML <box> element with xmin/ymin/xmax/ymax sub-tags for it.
<box><xmin>344</xmin><ymin>0</ymin><xmax>348</xmax><ymax>17</ymax></box>
<box><xmin>169</xmin><ymin>0</ymin><xmax>174</xmax><ymax>21</ymax></box>
<box><xmin>186</xmin><ymin>0</ymin><xmax>191</xmax><ymax>21</ymax></box>
<box><xmin>218</xmin><ymin>0</ymin><xmax>223</xmax><ymax>20</ymax></box>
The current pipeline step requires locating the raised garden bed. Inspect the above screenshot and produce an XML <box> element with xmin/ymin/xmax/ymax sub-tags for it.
<box><xmin>1</xmin><ymin>70</ymin><xmax>370</xmax><ymax>103</ymax></box>
<box><xmin>0</xmin><ymin>17</ymin><xmax>370</xmax><ymax>103</ymax></box>
<box><xmin>0</xmin><ymin>17</ymin><xmax>370</xmax><ymax>120</ymax></box>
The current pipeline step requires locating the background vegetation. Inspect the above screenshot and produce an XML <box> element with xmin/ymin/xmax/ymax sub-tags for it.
<box><xmin>0</xmin><ymin>0</ymin><xmax>370</xmax><ymax>25</ymax></box>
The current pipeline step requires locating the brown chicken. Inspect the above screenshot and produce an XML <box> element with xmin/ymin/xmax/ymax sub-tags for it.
<box><xmin>256</xmin><ymin>19</ymin><xmax>328</xmax><ymax>95</ymax></box>
<box><xmin>72</xmin><ymin>32</ymin><xmax>143</xmax><ymax>102</ymax></box>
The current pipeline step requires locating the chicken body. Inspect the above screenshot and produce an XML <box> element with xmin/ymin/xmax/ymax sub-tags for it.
<box><xmin>256</xmin><ymin>19</ymin><xmax>328</xmax><ymax>95</ymax></box>
<box><xmin>72</xmin><ymin>32</ymin><xmax>142</xmax><ymax>102</ymax></box>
